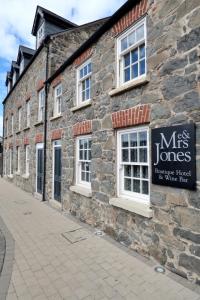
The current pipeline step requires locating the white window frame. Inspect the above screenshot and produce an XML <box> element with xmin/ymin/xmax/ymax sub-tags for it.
<box><xmin>16</xmin><ymin>146</ymin><xmax>20</xmax><ymax>173</ymax></box>
<box><xmin>76</xmin><ymin>135</ymin><xmax>92</xmax><ymax>189</ymax></box>
<box><xmin>6</xmin><ymin>118</ymin><xmax>8</xmax><ymax>136</ymax></box>
<box><xmin>52</xmin><ymin>140</ymin><xmax>62</xmax><ymax>201</ymax></box>
<box><xmin>54</xmin><ymin>84</ymin><xmax>62</xmax><ymax>117</ymax></box>
<box><xmin>4</xmin><ymin>150</ymin><xmax>7</xmax><ymax>176</ymax></box>
<box><xmin>11</xmin><ymin>114</ymin><xmax>14</xmax><ymax>135</ymax></box>
<box><xmin>13</xmin><ymin>72</ymin><xmax>17</xmax><ymax>86</ymax></box>
<box><xmin>26</xmin><ymin>100</ymin><xmax>30</xmax><ymax>127</ymax></box>
<box><xmin>19</xmin><ymin>58</ymin><xmax>24</xmax><ymax>75</ymax></box>
<box><xmin>38</xmin><ymin>88</ymin><xmax>45</xmax><ymax>122</ymax></box>
<box><xmin>9</xmin><ymin>148</ymin><xmax>13</xmax><ymax>176</ymax></box>
<box><xmin>76</xmin><ymin>59</ymin><xmax>92</xmax><ymax>106</ymax></box>
<box><xmin>117</xmin><ymin>18</ymin><xmax>147</xmax><ymax>87</ymax></box>
<box><xmin>37</xmin><ymin>22</ymin><xmax>44</xmax><ymax>49</ymax></box>
<box><xmin>7</xmin><ymin>81</ymin><xmax>11</xmax><ymax>93</ymax></box>
<box><xmin>36</xmin><ymin>143</ymin><xmax>43</xmax><ymax>193</ymax></box>
<box><xmin>18</xmin><ymin>107</ymin><xmax>21</xmax><ymax>131</ymax></box>
<box><xmin>117</xmin><ymin>126</ymin><xmax>150</xmax><ymax>204</ymax></box>
<box><xmin>25</xmin><ymin>145</ymin><xmax>30</xmax><ymax>176</ymax></box>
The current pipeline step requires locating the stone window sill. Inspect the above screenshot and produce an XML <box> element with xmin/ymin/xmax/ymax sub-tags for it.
<box><xmin>22</xmin><ymin>174</ymin><xmax>29</xmax><ymax>179</ymax></box>
<box><xmin>24</xmin><ymin>127</ymin><xmax>30</xmax><ymax>131</ymax></box>
<box><xmin>15</xmin><ymin>172</ymin><xmax>20</xmax><ymax>176</ymax></box>
<box><xmin>50</xmin><ymin>115</ymin><xmax>62</xmax><ymax>122</ymax></box>
<box><xmin>109</xmin><ymin>197</ymin><xmax>153</xmax><ymax>218</ymax></box>
<box><xmin>71</xmin><ymin>101</ymin><xmax>92</xmax><ymax>112</ymax></box>
<box><xmin>109</xmin><ymin>76</ymin><xmax>149</xmax><ymax>97</ymax></box>
<box><xmin>70</xmin><ymin>185</ymin><xmax>92</xmax><ymax>198</ymax></box>
<box><xmin>34</xmin><ymin>121</ymin><xmax>43</xmax><ymax>127</ymax></box>
<box><xmin>7</xmin><ymin>175</ymin><xmax>13</xmax><ymax>179</ymax></box>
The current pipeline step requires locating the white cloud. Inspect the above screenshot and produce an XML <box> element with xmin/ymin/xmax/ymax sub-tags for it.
<box><xmin>0</xmin><ymin>0</ymin><xmax>127</xmax><ymax>62</ymax></box>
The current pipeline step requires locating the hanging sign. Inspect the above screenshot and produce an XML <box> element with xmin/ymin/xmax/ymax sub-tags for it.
<box><xmin>152</xmin><ymin>123</ymin><xmax>196</xmax><ymax>190</ymax></box>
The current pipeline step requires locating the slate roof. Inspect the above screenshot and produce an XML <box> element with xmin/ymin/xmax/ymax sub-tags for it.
<box><xmin>32</xmin><ymin>5</ymin><xmax>77</xmax><ymax>36</ymax></box>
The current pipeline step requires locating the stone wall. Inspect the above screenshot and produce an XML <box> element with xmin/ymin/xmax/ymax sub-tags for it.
<box><xmin>3</xmin><ymin>0</ymin><xmax>200</xmax><ymax>282</ymax></box>
<box><xmin>45</xmin><ymin>0</ymin><xmax>200</xmax><ymax>282</ymax></box>
<box><xmin>3</xmin><ymin>20</ymin><xmax>105</xmax><ymax>195</ymax></box>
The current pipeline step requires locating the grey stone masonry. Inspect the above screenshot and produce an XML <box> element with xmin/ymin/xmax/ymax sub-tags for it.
<box><xmin>3</xmin><ymin>0</ymin><xmax>200</xmax><ymax>284</ymax></box>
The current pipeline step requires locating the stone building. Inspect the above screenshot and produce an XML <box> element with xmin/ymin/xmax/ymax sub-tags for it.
<box><xmin>3</xmin><ymin>0</ymin><xmax>200</xmax><ymax>283</ymax></box>
<box><xmin>0</xmin><ymin>137</ymin><xmax>2</xmax><ymax>177</ymax></box>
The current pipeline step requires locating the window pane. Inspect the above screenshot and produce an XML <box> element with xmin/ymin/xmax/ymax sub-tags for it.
<box><xmin>121</xmin><ymin>37</ymin><xmax>128</xmax><ymax>51</ymax></box>
<box><xmin>124</xmin><ymin>178</ymin><xmax>131</xmax><ymax>191</ymax></box>
<box><xmin>131</xmin><ymin>49</ymin><xmax>138</xmax><ymax>63</ymax></box>
<box><xmin>86</xmin><ymin>172</ymin><xmax>90</xmax><ymax>182</ymax></box>
<box><xmin>136</xmin><ymin>25</ymin><xmax>144</xmax><ymax>41</ymax></box>
<box><xmin>128</xmin><ymin>31</ymin><xmax>135</xmax><ymax>47</ymax></box>
<box><xmin>84</xmin><ymin>65</ymin><xmax>87</xmax><ymax>76</ymax></box>
<box><xmin>139</xmin><ymin>131</ymin><xmax>147</xmax><ymax>146</ymax></box>
<box><xmin>133</xmin><ymin>166</ymin><xmax>140</xmax><ymax>178</ymax></box>
<box><xmin>81</xmin><ymin>171</ymin><xmax>85</xmax><ymax>181</ymax></box>
<box><xmin>130</xmin><ymin>149</ymin><xmax>137</xmax><ymax>162</ymax></box>
<box><xmin>139</xmin><ymin>148</ymin><xmax>147</xmax><ymax>162</ymax></box>
<box><xmin>86</xmin><ymin>78</ymin><xmax>90</xmax><ymax>89</ymax></box>
<box><xmin>80</xmin><ymin>68</ymin><xmax>84</xmax><ymax>78</ymax></box>
<box><xmin>86</xmin><ymin>89</ymin><xmax>90</xmax><ymax>100</ymax></box>
<box><xmin>133</xmin><ymin>179</ymin><xmax>140</xmax><ymax>193</ymax></box>
<box><xmin>124</xmin><ymin>165</ymin><xmax>131</xmax><ymax>177</ymax></box>
<box><xmin>79</xmin><ymin>150</ymin><xmax>83</xmax><ymax>160</ymax></box>
<box><xmin>140</xmin><ymin>44</ymin><xmax>145</xmax><ymax>59</ymax></box>
<box><xmin>124</xmin><ymin>53</ymin><xmax>130</xmax><ymax>67</ymax></box>
<box><xmin>142</xmin><ymin>166</ymin><xmax>148</xmax><ymax>179</ymax></box>
<box><xmin>84</xmin><ymin>150</ymin><xmax>87</xmax><ymax>160</ymax></box>
<box><xmin>140</xmin><ymin>59</ymin><xmax>146</xmax><ymax>75</ymax></box>
<box><xmin>122</xmin><ymin>134</ymin><xmax>129</xmax><ymax>147</ymax></box>
<box><xmin>142</xmin><ymin>181</ymin><xmax>149</xmax><ymax>195</ymax></box>
<box><xmin>132</xmin><ymin>63</ymin><xmax>138</xmax><ymax>78</ymax></box>
<box><xmin>124</xmin><ymin>68</ymin><xmax>131</xmax><ymax>82</ymax></box>
<box><xmin>88</xmin><ymin>150</ymin><xmax>91</xmax><ymax>160</ymax></box>
<box><xmin>88</xmin><ymin>140</ymin><xmax>92</xmax><ymax>149</ymax></box>
<box><xmin>82</xmin><ymin>80</ymin><xmax>85</xmax><ymax>90</ymax></box>
<box><xmin>79</xmin><ymin>140</ymin><xmax>84</xmax><ymax>149</ymax></box>
<box><xmin>82</xmin><ymin>91</ymin><xmax>86</xmax><ymax>101</ymax></box>
<box><xmin>85</xmin><ymin>162</ymin><xmax>90</xmax><ymax>172</ymax></box>
<box><xmin>130</xmin><ymin>133</ymin><xmax>137</xmax><ymax>147</ymax></box>
<box><xmin>122</xmin><ymin>149</ymin><xmax>129</xmax><ymax>162</ymax></box>
<box><xmin>81</xmin><ymin>162</ymin><xmax>85</xmax><ymax>171</ymax></box>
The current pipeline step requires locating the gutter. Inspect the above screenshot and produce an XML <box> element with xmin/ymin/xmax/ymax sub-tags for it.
<box><xmin>42</xmin><ymin>42</ymin><xmax>50</xmax><ymax>202</ymax></box>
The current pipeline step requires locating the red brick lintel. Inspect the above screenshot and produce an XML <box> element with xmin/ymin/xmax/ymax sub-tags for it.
<box><xmin>112</xmin><ymin>104</ymin><xmax>150</xmax><ymax>129</ymax></box>
<box><xmin>24</xmin><ymin>137</ymin><xmax>30</xmax><ymax>145</ymax></box>
<box><xmin>74</xmin><ymin>48</ymin><xmax>93</xmax><ymax>67</ymax></box>
<box><xmin>51</xmin><ymin>129</ymin><xmax>63</xmax><ymax>141</ymax></box>
<box><xmin>35</xmin><ymin>133</ymin><xmax>43</xmax><ymax>144</ymax></box>
<box><xmin>73</xmin><ymin>120</ymin><xmax>92</xmax><ymax>137</ymax></box>
<box><xmin>112</xmin><ymin>0</ymin><xmax>148</xmax><ymax>36</ymax></box>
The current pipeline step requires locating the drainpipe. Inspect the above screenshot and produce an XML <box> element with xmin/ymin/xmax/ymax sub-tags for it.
<box><xmin>1</xmin><ymin>104</ymin><xmax>5</xmax><ymax>177</ymax></box>
<box><xmin>42</xmin><ymin>41</ymin><xmax>50</xmax><ymax>201</ymax></box>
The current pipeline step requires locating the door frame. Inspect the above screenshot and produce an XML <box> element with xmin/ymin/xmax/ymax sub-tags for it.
<box><xmin>36</xmin><ymin>143</ymin><xmax>43</xmax><ymax>194</ymax></box>
<box><xmin>52</xmin><ymin>140</ymin><xmax>61</xmax><ymax>202</ymax></box>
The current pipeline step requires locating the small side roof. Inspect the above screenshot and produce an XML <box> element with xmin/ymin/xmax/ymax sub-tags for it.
<box><xmin>32</xmin><ymin>5</ymin><xmax>77</xmax><ymax>36</ymax></box>
<box><xmin>5</xmin><ymin>72</ymin><xmax>12</xmax><ymax>86</ymax></box>
<box><xmin>17</xmin><ymin>45</ymin><xmax>35</xmax><ymax>64</ymax></box>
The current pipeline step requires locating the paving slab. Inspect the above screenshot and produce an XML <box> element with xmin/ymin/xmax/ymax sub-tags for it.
<box><xmin>0</xmin><ymin>178</ymin><xmax>200</xmax><ymax>300</ymax></box>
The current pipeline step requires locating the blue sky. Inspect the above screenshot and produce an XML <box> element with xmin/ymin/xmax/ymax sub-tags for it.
<box><xmin>0</xmin><ymin>0</ymin><xmax>126</xmax><ymax>136</ymax></box>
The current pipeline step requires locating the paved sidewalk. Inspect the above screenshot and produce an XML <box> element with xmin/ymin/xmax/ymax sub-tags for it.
<box><xmin>0</xmin><ymin>179</ymin><xmax>200</xmax><ymax>300</ymax></box>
